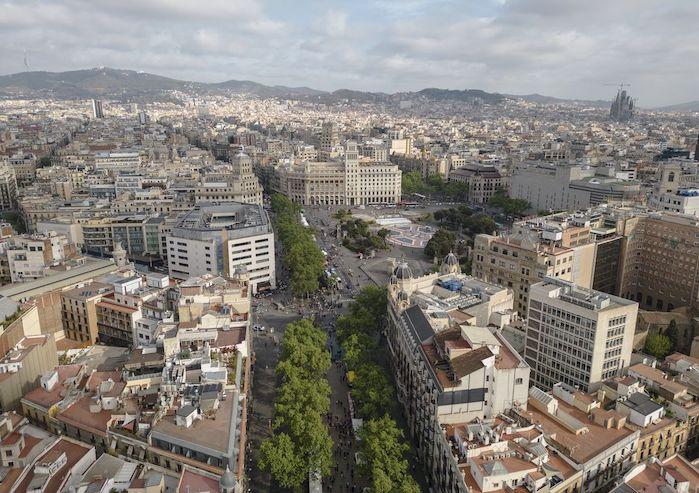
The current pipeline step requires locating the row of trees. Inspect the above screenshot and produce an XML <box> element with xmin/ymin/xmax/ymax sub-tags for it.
<box><xmin>336</xmin><ymin>286</ymin><xmax>420</xmax><ymax>493</ymax></box>
<box><xmin>271</xmin><ymin>194</ymin><xmax>326</xmax><ymax>297</ymax></box>
<box><xmin>259</xmin><ymin>319</ymin><xmax>334</xmax><ymax>489</ymax></box>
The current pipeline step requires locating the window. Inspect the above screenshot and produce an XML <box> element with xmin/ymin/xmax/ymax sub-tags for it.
<box><xmin>515</xmin><ymin>378</ymin><xmax>523</xmax><ymax>385</ymax></box>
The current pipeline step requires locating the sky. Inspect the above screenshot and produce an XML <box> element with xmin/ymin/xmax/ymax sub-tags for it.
<box><xmin>0</xmin><ymin>0</ymin><xmax>697</xmax><ymax>107</ymax></box>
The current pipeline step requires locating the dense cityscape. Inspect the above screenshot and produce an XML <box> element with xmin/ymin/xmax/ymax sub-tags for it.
<box><xmin>1</xmin><ymin>2</ymin><xmax>699</xmax><ymax>493</ymax></box>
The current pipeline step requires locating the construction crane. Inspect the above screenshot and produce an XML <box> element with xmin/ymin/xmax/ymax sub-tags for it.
<box><xmin>602</xmin><ymin>82</ymin><xmax>631</xmax><ymax>91</ymax></box>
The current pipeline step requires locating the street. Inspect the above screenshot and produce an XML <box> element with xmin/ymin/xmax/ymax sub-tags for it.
<box><xmin>247</xmin><ymin>204</ymin><xmax>429</xmax><ymax>492</ymax></box>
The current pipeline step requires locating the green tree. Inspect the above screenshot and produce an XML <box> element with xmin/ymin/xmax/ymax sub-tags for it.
<box><xmin>489</xmin><ymin>189</ymin><xmax>530</xmax><ymax>216</ymax></box>
<box><xmin>644</xmin><ymin>332</ymin><xmax>673</xmax><ymax>359</ymax></box>
<box><xmin>37</xmin><ymin>156</ymin><xmax>52</xmax><ymax>168</ymax></box>
<box><xmin>353</xmin><ymin>286</ymin><xmax>387</xmax><ymax>323</ymax></box>
<box><xmin>359</xmin><ymin>416</ymin><xmax>420</xmax><ymax>493</ymax></box>
<box><xmin>277</xmin><ymin>319</ymin><xmax>330</xmax><ymax>381</ymax></box>
<box><xmin>351</xmin><ymin>363</ymin><xmax>394</xmax><ymax>419</ymax></box>
<box><xmin>259</xmin><ymin>433</ymin><xmax>305</xmax><ymax>489</ymax></box>
<box><xmin>424</xmin><ymin>228</ymin><xmax>456</xmax><ymax>258</ymax></box>
<box><xmin>401</xmin><ymin>171</ymin><xmax>424</xmax><ymax>195</ymax></box>
<box><xmin>342</xmin><ymin>332</ymin><xmax>377</xmax><ymax>370</ymax></box>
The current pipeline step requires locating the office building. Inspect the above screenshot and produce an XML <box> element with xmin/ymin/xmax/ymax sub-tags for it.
<box><xmin>524</xmin><ymin>277</ymin><xmax>638</xmax><ymax>392</ymax></box>
<box><xmin>166</xmin><ymin>202</ymin><xmax>275</xmax><ymax>293</ymax></box>
<box><xmin>510</xmin><ymin>162</ymin><xmax>639</xmax><ymax>212</ymax></box>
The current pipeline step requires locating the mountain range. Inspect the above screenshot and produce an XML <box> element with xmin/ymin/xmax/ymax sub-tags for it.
<box><xmin>0</xmin><ymin>67</ymin><xmax>695</xmax><ymax>112</ymax></box>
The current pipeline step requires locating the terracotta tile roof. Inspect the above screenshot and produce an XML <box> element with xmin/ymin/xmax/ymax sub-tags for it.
<box><xmin>451</xmin><ymin>346</ymin><xmax>492</xmax><ymax>379</ymax></box>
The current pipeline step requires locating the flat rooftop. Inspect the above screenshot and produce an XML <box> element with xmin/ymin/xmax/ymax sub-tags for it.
<box><xmin>171</xmin><ymin>202</ymin><xmax>271</xmax><ymax>241</ymax></box>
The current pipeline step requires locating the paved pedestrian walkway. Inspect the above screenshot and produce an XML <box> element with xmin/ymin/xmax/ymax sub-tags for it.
<box><xmin>325</xmin><ymin>362</ymin><xmax>363</xmax><ymax>493</ymax></box>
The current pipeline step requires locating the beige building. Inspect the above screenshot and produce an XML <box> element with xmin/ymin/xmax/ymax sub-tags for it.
<box><xmin>525</xmin><ymin>278</ymin><xmax>638</xmax><ymax>392</ymax></box>
<box><xmin>617</xmin><ymin>212</ymin><xmax>699</xmax><ymax>312</ymax></box>
<box><xmin>274</xmin><ymin>141</ymin><xmax>401</xmax><ymax>206</ymax></box>
<box><xmin>447</xmin><ymin>164</ymin><xmax>508</xmax><ymax>204</ymax></box>
<box><xmin>61</xmin><ymin>282</ymin><xmax>113</xmax><ymax>344</ymax></box>
<box><xmin>473</xmin><ymin>233</ymin><xmax>579</xmax><ymax>316</ymax></box>
<box><xmin>0</xmin><ymin>333</ymin><xmax>58</xmax><ymax>411</ymax></box>
<box><xmin>195</xmin><ymin>152</ymin><xmax>263</xmax><ymax>206</ymax></box>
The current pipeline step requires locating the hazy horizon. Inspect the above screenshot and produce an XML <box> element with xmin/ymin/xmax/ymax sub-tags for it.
<box><xmin>1</xmin><ymin>0</ymin><xmax>698</xmax><ymax>107</ymax></box>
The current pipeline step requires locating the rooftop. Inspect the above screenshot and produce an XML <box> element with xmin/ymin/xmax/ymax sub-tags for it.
<box><xmin>523</xmin><ymin>396</ymin><xmax>636</xmax><ymax>464</ymax></box>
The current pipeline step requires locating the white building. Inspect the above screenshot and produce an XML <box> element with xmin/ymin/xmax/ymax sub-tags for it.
<box><xmin>166</xmin><ymin>202</ymin><xmax>275</xmax><ymax>293</ymax></box>
<box><xmin>525</xmin><ymin>277</ymin><xmax>639</xmax><ymax>392</ymax></box>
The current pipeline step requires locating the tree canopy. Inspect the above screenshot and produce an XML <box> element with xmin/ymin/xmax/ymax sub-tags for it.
<box><xmin>424</xmin><ymin>228</ymin><xmax>456</xmax><ymax>259</ymax></box>
<box><xmin>271</xmin><ymin>193</ymin><xmax>325</xmax><ymax>297</ymax></box>
<box><xmin>644</xmin><ymin>332</ymin><xmax>673</xmax><ymax>359</ymax></box>
<box><xmin>335</xmin><ymin>286</ymin><xmax>420</xmax><ymax>492</ymax></box>
<box><xmin>359</xmin><ymin>416</ymin><xmax>420</xmax><ymax>493</ymax></box>
<box><xmin>259</xmin><ymin>319</ymin><xmax>333</xmax><ymax>488</ymax></box>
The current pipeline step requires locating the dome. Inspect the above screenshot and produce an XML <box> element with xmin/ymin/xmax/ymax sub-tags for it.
<box><xmin>393</xmin><ymin>262</ymin><xmax>413</xmax><ymax>280</ymax></box>
<box><xmin>389</xmin><ymin>274</ymin><xmax>398</xmax><ymax>285</ymax></box>
<box><xmin>219</xmin><ymin>466</ymin><xmax>237</xmax><ymax>491</ymax></box>
<box><xmin>398</xmin><ymin>290</ymin><xmax>410</xmax><ymax>302</ymax></box>
<box><xmin>443</xmin><ymin>251</ymin><xmax>459</xmax><ymax>267</ymax></box>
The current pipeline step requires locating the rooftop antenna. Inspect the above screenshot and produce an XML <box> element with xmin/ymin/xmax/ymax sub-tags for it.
<box><xmin>23</xmin><ymin>50</ymin><xmax>29</xmax><ymax>71</ymax></box>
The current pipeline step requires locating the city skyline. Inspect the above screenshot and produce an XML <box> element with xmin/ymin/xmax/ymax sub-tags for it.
<box><xmin>1</xmin><ymin>0</ymin><xmax>698</xmax><ymax>107</ymax></box>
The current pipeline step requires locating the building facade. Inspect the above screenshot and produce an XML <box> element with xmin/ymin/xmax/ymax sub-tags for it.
<box><xmin>166</xmin><ymin>203</ymin><xmax>275</xmax><ymax>293</ymax></box>
<box><xmin>525</xmin><ymin>278</ymin><xmax>638</xmax><ymax>392</ymax></box>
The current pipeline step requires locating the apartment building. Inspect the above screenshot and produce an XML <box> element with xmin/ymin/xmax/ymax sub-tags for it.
<box><xmin>472</xmin><ymin>232</ymin><xmax>579</xmax><ymax>317</ymax></box>
<box><xmin>61</xmin><ymin>281</ymin><xmax>113</xmax><ymax>344</ymax></box>
<box><xmin>7</xmin><ymin>152</ymin><xmax>37</xmax><ymax>185</ymax></box>
<box><xmin>512</xmin><ymin>384</ymin><xmax>640</xmax><ymax>493</ymax></box>
<box><xmin>275</xmin><ymin>141</ymin><xmax>401</xmax><ymax>206</ymax></box>
<box><xmin>386</xmin><ymin>255</ymin><xmax>530</xmax><ymax>492</ymax></box>
<box><xmin>0</xmin><ymin>231</ymin><xmax>78</xmax><ymax>283</ymax></box>
<box><xmin>524</xmin><ymin>278</ymin><xmax>638</xmax><ymax>392</ymax></box>
<box><xmin>433</xmin><ymin>413</ymin><xmax>583</xmax><ymax>493</ymax></box>
<box><xmin>611</xmin><ymin>454</ymin><xmax>699</xmax><ymax>493</ymax></box>
<box><xmin>94</xmin><ymin>151</ymin><xmax>143</xmax><ymax>171</ymax></box>
<box><xmin>166</xmin><ymin>202</ymin><xmax>275</xmax><ymax>293</ymax></box>
<box><xmin>447</xmin><ymin>164</ymin><xmax>508</xmax><ymax>203</ymax></box>
<box><xmin>195</xmin><ymin>152</ymin><xmax>263</xmax><ymax>206</ymax></box>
